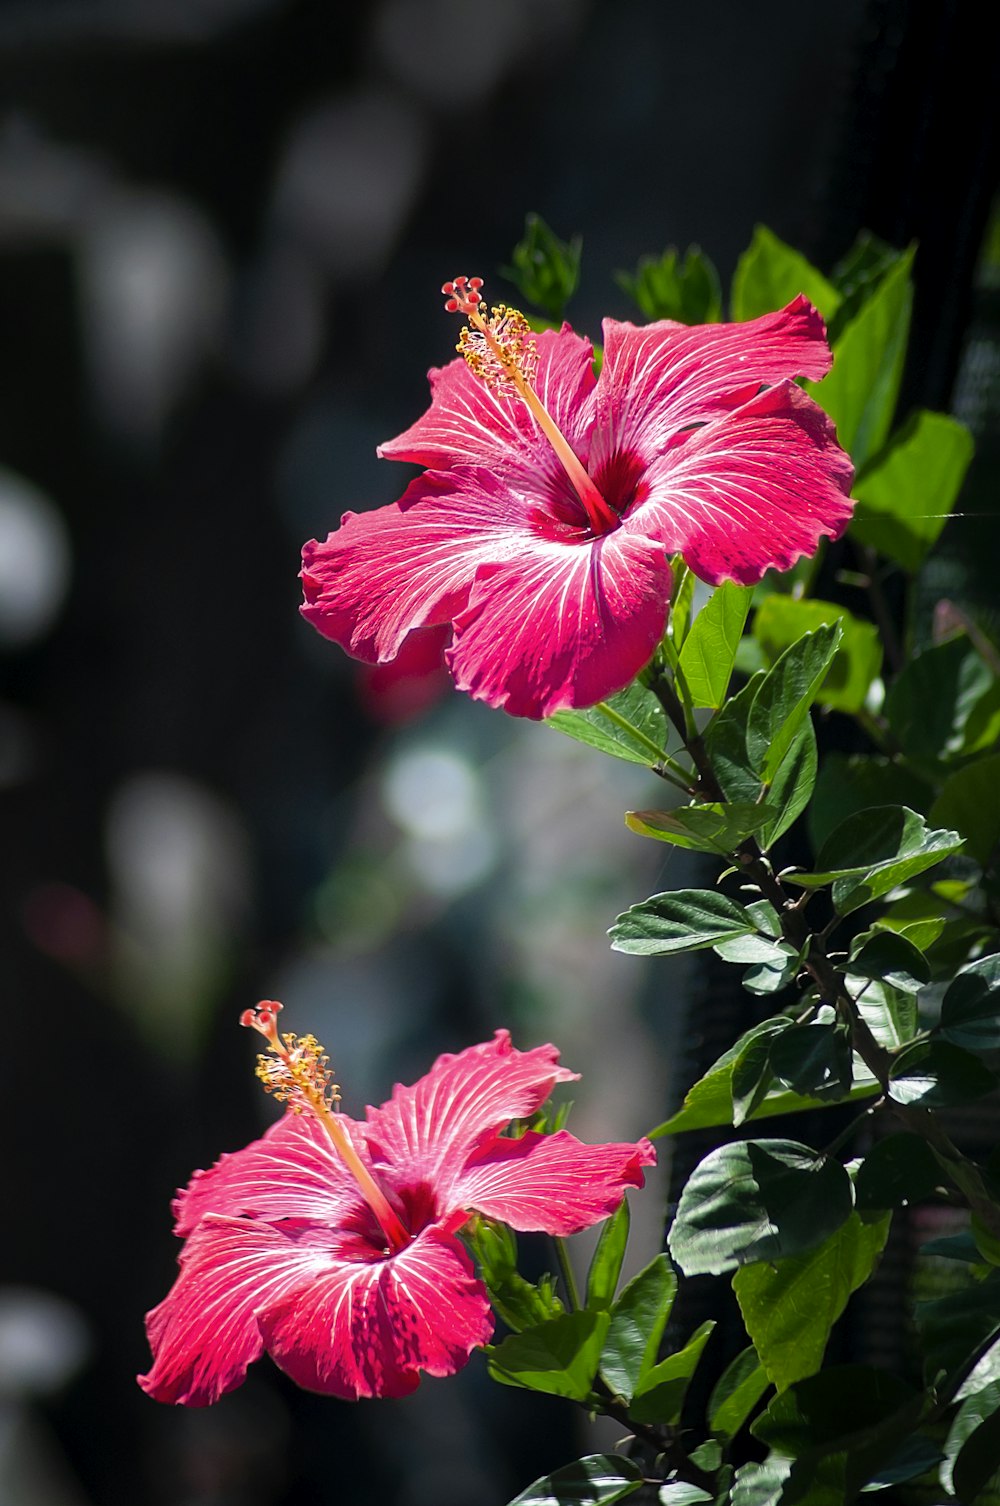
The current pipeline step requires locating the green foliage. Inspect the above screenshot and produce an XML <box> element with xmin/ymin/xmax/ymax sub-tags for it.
<box><xmin>851</xmin><ymin>409</ymin><xmax>974</xmax><ymax>571</ymax></box>
<box><xmin>501</xmin><ymin>213</ymin><xmax>582</xmax><ymax>321</ymax></box>
<box><xmin>884</xmin><ymin>632</ymin><xmax>1000</xmax><ymax>768</ymax></box>
<box><xmin>667</xmin><ymin>1140</ymin><xmax>854</xmax><ymax>1276</ymax></box>
<box><xmin>616</xmin><ymin>245</ymin><xmax>723</xmax><ymax>324</ymax></box>
<box><xmin>488</xmin><ymin>1310</ymin><xmax>610</xmax><ymax>1400</ymax></box>
<box><xmin>624</xmin><ymin>801</ymin><xmax>778</xmax><ymax>855</ymax></box>
<box><xmin>733</xmin><ymin>1213</ymin><xmax>890</xmax><ymax>1392</ymax></box>
<box><xmin>789</xmin><ymin>805</ymin><xmax>964</xmax><ymax>914</ymax></box>
<box><xmin>547</xmin><ymin>681</ymin><xmax>672</xmax><ymax>766</ymax></box>
<box><xmin>752</xmin><ymin>595</ymin><xmax>882</xmax><ymax>714</ymax></box>
<box><xmin>941</xmin><ymin>954</ymin><xmax>1000</xmax><ymax>1052</ymax></box>
<box><xmin>810</xmin><ymin>245</ymin><xmax>915</xmax><ymax>466</ymax></box>
<box><xmin>678</xmin><ymin>581</ymin><xmax>753</xmax><ymax>708</ymax></box>
<box><xmin>708</xmin><ymin>1346</ymin><xmax>771</xmax><ymax>1444</ymax></box>
<box><xmin>505</xmin><ymin>1454</ymin><xmax>644</xmax><ymax>1506</ymax></box>
<box><xmin>609</xmin><ymin>889</ymin><xmax>758</xmax><ymax>956</ymax></box>
<box><xmin>586</xmin><ymin>1200</ymin><xmax>631</xmax><ymax>1311</ymax></box>
<box><xmin>628</xmin><ymin>1319</ymin><xmax>716</xmax><ymax>1424</ymax></box>
<box><xmin>731</xmin><ymin>225</ymin><xmax>841</xmax><ymax>323</ymax></box>
<box><xmin>599</xmin><ymin>1253</ymin><xmax>677</xmax><ymax>1400</ymax></box>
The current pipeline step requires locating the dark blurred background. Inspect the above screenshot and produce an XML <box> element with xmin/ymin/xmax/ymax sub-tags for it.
<box><xmin>1</xmin><ymin>1</ymin><xmax>998</xmax><ymax>1503</ymax></box>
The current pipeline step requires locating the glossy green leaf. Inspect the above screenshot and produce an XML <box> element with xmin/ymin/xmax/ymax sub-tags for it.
<box><xmin>851</xmin><ymin>409</ymin><xmax>974</xmax><ymax>570</ymax></box>
<box><xmin>657</xmin><ymin>1484</ymin><xmax>713</xmax><ymax>1506</ymax></box>
<box><xmin>932</xmin><ymin>755</ymin><xmax>1000</xmax><ymax>868</ymax></box>
<box><xmin>505</xmin><ymin>1453</ymin><xmax>644</xmax><ymax>1506</ymax></box>
<box><xmin>708</xmin><ymin>1346</ymin><xmax>771</xmax><ymax>1444</ymax></box>
<box><xmin>625</xmin><ymin>801</ymin><xmax>778</xmax><ymax>855</ymax></box>
<box><xmin>750</xmin><ymin>1365</ymin><xmax>925</xmax><ymax>1477</ymax></box>
<box><xmin>501</xmin><ymin>213</ymin><xmax>581</xmax><ymax>321</ymax></box>
<box><xmin>790</xmin><ymin>805</ymin><xmax>963</xmax><ymax>914</ymax></box>
<box><xmin>629</xmin><ymin>1320</ymin><xmax>716</xmax><ymax>1425</ymax></box>
<box><xmin>467</xmin><ymin>1219</ymin><xmax>564</xmax><ymax>1331</ymax></box>
<box><xmin>811</xmin><ymin>246</ymin><xmax>915</xmax><ymax>466</ymax></box>
<box><xmin>609</xmin><ymin>889</ymin><xmax>754</xmax><ymax>956</ymax></box>
<box><xmin>941</xmin><ymin>954</ymin><xmax>1000</xmax><ymax>1052</ymax></box>
<box><xmin>854</xmin><ymin>1133</ymin><xmax>948</xmax><ymax>1212</ymax></box>
<box><xmin>678</xmin><ymin>581</ymin><xmax>753</xmax><ymax>709</ymax></box>
<box><xmin>731</xmin><ymin>1020</ymin><xmax>794</xmax><ymax>1128</ymax></box>
<box><xmin>731</xmin><ymin>225</ymin><xmax>841</xmax><ymax>323</ymax></box>
<box><xmin>808</xmin><ymin>752</ymin><xmax>934</xmax><ymax>851</ymax></box>
<box><xmin>616</xmin><ymin>244</ymin><xmax>723</xmax><ymax>324</ymax></box>
<box><xmin>829</xmin><ymin>232</ymin><xmax>905</xmax><ymax>335</ymax></box>
<box><xmin>753</xmin><ymin>595</ymin><xmax>882</xmax><ymax>714</ymax></box>
<box><xmin>733</xmin><ymin>1212</ymin><xmax>890</xmax><ymax>1391</ymax></box>
<box><xmin>586</xmin><ymin>1200</ymin><xmax>630</xmax><ymax>1312</ymax></box>
<box><xmin>859</xmin><ymin>1434</ymin><xmax>944</xmax><ymax>1492</ymax></box>
<box><xmin>653</xmin><ymin>1017</ymin><xmax>879</xmax><ymax>1137</ymax></box>
<box><xmin>746</xmin><ymin>622</ymin><xmax>841</xmax><ymax>783</ymax></box>
<box><xmin>943</xmin><ymin>1382</ymin><xmax>1000</xmax><ymax>1501</ymax></box>
<box><xmin>850</xmin><ymin>978</ymin><xmax>920</xmax><ymax>1048</ymax></box>
<box><xmin>488</xmin><ymin>1310</ymin><xmax>610</xmax><ymax>1400</ymax></box>
<box><xmin>667</xmin><ymin>1139</ymin><xmax>854</xmax><ymax>1276</ymax></box>
<box><xmin>847</xmin><ymin>928</ymin><xmax>931</xmax><ymax>993</ymax></box>
<box><xmin>669</xmin><ymin>565</ymin><xmax>697</xmax><ymax>648</ymax></box>
<box><xmin>704</xmin><ymin>659</ymin><xmax>820</xmax><ymax>850</ymax></box>
<box><xmin>547</xmin><ymin>682</ymin><xmax>671</xmax><ymax>767</ymax></box>
<box><xmin>600</xmin><ymin>1253</ymin><xmax>676</xmax><ymax>1402</ymax></box>
<box><xmin>888</xmin><ymin>1039</ymin><xmax>997</xmax><ymax>1108</ymax></box>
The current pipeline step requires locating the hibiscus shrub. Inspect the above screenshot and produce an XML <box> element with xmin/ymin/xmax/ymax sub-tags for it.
<box><xmin>144</xmin><ymin>219</ymin><xmax>1000</xmax><ymax>1506</ymax></box>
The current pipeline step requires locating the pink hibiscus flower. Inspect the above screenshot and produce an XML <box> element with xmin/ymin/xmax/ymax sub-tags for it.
<box><xmin>300</xmin><ymin>278</ymin><xmax>854</xmax><ymax>719</ymax></box>
<box><xmin>139</xmin><ymin>1004</ymin><xmax>654</xmax><ymax>1404</ymax></box>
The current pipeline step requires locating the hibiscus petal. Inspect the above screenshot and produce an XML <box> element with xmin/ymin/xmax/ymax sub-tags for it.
<box><xmin>446</xmin><ymin>501</ymin><xmax>672</xmax><ymax>718</ymax></box>
<box><xmin>629</xmin><ymin>381</ymin><xmax>854</xmax><ymax>584</ymax></box>
<box><xmin>364</xmin><ymin>1030</ymin><xmax>577</xmax><ymax>1200</ymax></box>
<box><xmin>593</xmin><ymin>297</ymin><xmax>834</xmax><ymax>461</ymax></box>
<box><xmin>300</xmin><ymin>470</ymin><xmax>528</xmax><ymax>664</ymax></box>
<box><xmin>138</xmin><ymin>1215</ymin><xmax>340</xmax><ymax>1405</ymax></box>
<box><xmin>260</xmin><ymin>1221</ymin><xmax>493</xmax><ymax>1400</ymax></box>
<box><xmin>172</xmin><ymin>1112</ymin><xmax>369</xmax><ymax>1238</ymax></box>
<box><xmin>452</xmin><ymin>1130</ymin><xmax>656</xmax><ymax>1234</ymax></box>
<box><xmin>378</xmin><ymin>326</ymin><xmax>597</xmax><ymax>477</ymax></box>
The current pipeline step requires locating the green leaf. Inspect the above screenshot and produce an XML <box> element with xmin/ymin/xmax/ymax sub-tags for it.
<box><xmin>854</xmin><ymin>1133</ymin><xmax>949</xmax><ymax>1212</ymax></box>
<box><xmin>943</xmin><ymin>1383</ymin><xmax>1000</xmax><ymax>1501</ymax></box>
<box><xmin>669</xmin><ymin>565</ymin><xmax>697</xmax><ymax>648</ymax></box>
<box><xmin>848</xmin><ymin>928</ymin><xmax>931</xmax><ymax>994</ymax></box>
<box><xmin>505</xmin><ymin>1453</ymin><xmax>644</xmax><ymax>1506</ymax></box>
<box><xmin>733</xmin><ymin>1212</ymin><xmax>891</xmax><ymax>1392</ymax></box>
<box><xmin>859</xmin><ymin>1434</ymin><xmax>944</xmax><ymax>1492</ymax></box>
<box><xmin>749</xmin><ymin>1366</ymin><xmax>926</xmax><ymax>1501</ymax></box>
<box><xmin>932</xmin><ymin>754</ymin><xmax>1000</xmax><ymax>869</ymax></box>
<box><xmin>704</xmin><ymin>660</ymin><xmax>820</xmax><ymax>849</ymax></box>
<box><xmin>731</xmin><ymin>1457</ymin><xmax>793</xmax><ymax>1506</ymax></box>
<box><xmin>829</xmin><ymin>232</ymin><xmax>905</xmax><ymax>336</ymax></box>
<box><xmin>625</xmin><ymin>801</ymin><xmax>778</xmax><ymax>855</ymax></box>
<box><xmin>488</xmin><ymin>1310</ymin><xmax>610</xmax><ymax>1401</ymax></box>
<box><xmin>888</xmin><ymin>1039</ymin><xmax>997</xmax><ymax>1108</ymax></box>
<box><xmin>500</xmin><ymin>213</ymin><xmax>582</xmax><ymax>322</ymax></box>
<box><xmin>851</xmin><ymin>409</ymin><xmax>974</xmax><ymax>571</ymax></box>
<box><xmin>808</xmin><ymin>753</ymin><xmax>933</xmax><ymax>852</ymax></box>
<box><xmin>850</xmin><ymin>978</ymin><xmax>920</xmax><ymax>1048</ymax></box>
<box><xmin>884</xmin><ymin>634</ymin><xmax>995</xmax><ymax>765</ymax></box>
<box><xmin>753</xmin><ymin>595</ymin><xmax>883</xmax><ymax>714</ymax></box>
<box><xmin>609</xmin><ymin>889</ymin><xmax>754</xmax><ymax>956</ymax></box>
<box><xmin>466</xmin><ymin>1219</ymin><xmax>564</xmax><ymax>1331</ymax></box>
<box><xmin>547</xmin><ymin>682</ymin><xmax>671</xmax><ymax>767</ymax></box>
<box><xmin>731</xmin><ymin>226</ymin><xmax>842</xmax><ymax>323</ymax></box>
<box><xmin>708</xmin><ymin>1346</ymin><xmax>771</xmax><ymax>1444</ymax></box>
<box><xmin>914</xmin><ymin>1269</ymin><xmax>1000</xmax><ymax>1393</ymax></box>
<box><xmin>746</xmin><ymin>623</ymin><xmax>842</xmax><ymax>783</ymax></box>
<box><xmin>653</xmin><ymin>1018</ymin><xmax>879</xmax><ymax>1136</ymax></box>
<box><xmin>811</xmin><ymin>245</ymin><xmax>915</xmax><ymax>466</ymax></box>
<box><xmin>616</xmin><ymin>245</ymin><xmax>723</xmax><ymax>324</ymax></box>
<box><xmin>730</xmin><ymin>1021</ymin><xmax>798</xmax><ymax>1127</ymax></box>
<box><xmin>629</xmin><ymin>1319</ymin><xmax>716</xmax><ymax>1425</ymax></box>
<box><xmin>658</xmin><ymin>1485</ymin><xmax>713</xmax><ymax>1505</ymax></box>
<box><xmin>790</xmin><ymin>805</ymin><xmax>964</xmax><ymax>914</ymax></box>
<box><xmin>941</xmin><ymin>955</ymin><xmax>1000</xmax><ymax>1052</ymax></box>
<box><xmin>600</xmin><ymin>1254</ymin><xmax>676</xmax><ymax>1402</ymax></box>
<box><xmin>586</xmin><ymin>1201</ymin><xmax>630</xmax><ymax>1312</ymax></box>
<box><xmin>667</xmin><ymin>1139</ymin><xmax>854</xmax><ymax>1276</ymax></box>
<box><xmin>679</xmin><ymin>581</ymin><xmax>753</xmax><ymax>709</ymax></box>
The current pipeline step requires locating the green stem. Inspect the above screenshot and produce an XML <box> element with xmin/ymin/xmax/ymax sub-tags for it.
<box><xmin>659</xmin><ymin>636</ymin><xmax>698</xmax><ymax>742</ymax></box>
<box><xmin>552</xmin><ymin>1237</ymin><xmax>581</xmax><ymax>1312</ymax></box>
